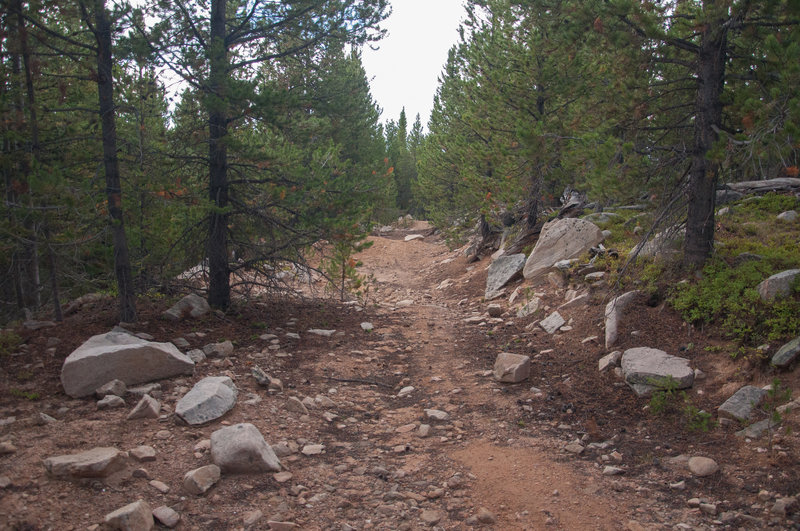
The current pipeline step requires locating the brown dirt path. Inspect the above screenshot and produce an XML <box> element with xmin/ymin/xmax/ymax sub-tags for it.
<box><xmin>1</xmin><ymin>222</ymin><xmax>797</xmax><ymax>530</ymax></box>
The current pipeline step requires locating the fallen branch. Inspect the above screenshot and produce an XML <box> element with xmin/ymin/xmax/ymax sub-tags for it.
<box><xmin>324</xmin><ymin>376</ymin><xmax>394</xmax><ymax>389</ymax></box>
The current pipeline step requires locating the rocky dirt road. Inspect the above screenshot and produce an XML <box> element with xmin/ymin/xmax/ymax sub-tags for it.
<box><xmin>1</xmin><ymin>223</ymin><xmax>797</xmax><ymax>530</ymax></box>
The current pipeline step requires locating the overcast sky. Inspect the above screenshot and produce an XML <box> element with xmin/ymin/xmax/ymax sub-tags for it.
<box><xmin>360</xmin><ymin>0</ymin><xmax>465</xmax><ymax>129</ymax></box>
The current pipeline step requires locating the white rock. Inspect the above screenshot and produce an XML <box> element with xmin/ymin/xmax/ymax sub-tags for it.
<box><xmin>404</xmin><ymin>234</ymin><xmax>424</xmax><ymax>241</ymax></box>
<box><xmin>175</xmin><ymin>376</ymin><xmax>237</xmax><ymax>425</ymax></box>
<box><xmin>539</xmin><ymin>312</ymin><xmax>566</xmax><ymax>334</ymax></box>
<box><xmin>598</xmin><ymin>351</ymin><xmax>622</xmax><ymax>372</ymax></box>
<box><xmin>61</xmin><ymin>332</ymin><xmax>194</xmax><ymax>398</ymax></box>
<box><xmin>360</xmin><ymin>322</ymin><xmax>374</xmax><ymax>331</ymax></box>
<box><xmin>604</xmin><ymin>291</ymin><xmax>639</xmax><ymax>349</ymax></box>
<box><xmin>97</xmin><ymin>395</ymin><xmax>125</xmax><ymax>410</ymax></box>
<box><xmin>398</xmin><ymin>386</ymin><xmax>415</xmax><ymax>397</ymax></box>
<box><xmin>516</xmin><ymin>297</ymin><xmax>541</xmax><ymax>318</ymax></box>
<box><xmin>210</xmin><ymin>423</ymin><xmax>281</xmax><ymax>473</ymax></box>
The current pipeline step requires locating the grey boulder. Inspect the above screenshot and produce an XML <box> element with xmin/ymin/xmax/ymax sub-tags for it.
<box><xmin>104</xmin><ymin>499</ymin><xmax>153</xmax><ymax>531</ymax></box>
<box><xmin>523</xmin><ymin>218</ymin><xmax>604</xmax><ymax>282</ymax></box>
<box><xmin>485</xmin><ymin>254</ymin><xmax>526</xmax><ymax>300</ymax></box>
<box><xmin>176</xmin><ymin>376</ymin><xmax>237</xmax><ymax>425</ymax></box>
<box><xmin>44</xmin><ymin>447</ymin><xmax>127</xmax><ymax>479</ymax></box>
<box><xmin>61</xmin><ymin>332</ymin><xmax>194</xmax><ymax>398</ymax></box>
<box><xmin>493</xmin><ymin>352</ymin><xmax>530</xmax><ymax>383</ymax></box>
<box><xmin>162</xmin><ymin>293</ymin><xmax>210</xmax><ymax>321</ymax></box>
<box><xmin>773</xmin><ymin>336</ymin><xmax>800</xmax><ymax>368</ymax></box>
<box><xmin>757</xmin><ymin>269</ymin><xmax>800</xmax><ymax>302</ymax></box>
<box><xmin>621</xmin><ymin>347</ymin><xmax>694</xmax><ymax>395</ymax></box>
<box><xmin>718</xmin><ymin>385</ymin><xmax>767</xmax><ymax>422</ymax></box>
<box><xmin>210</xmin><ymin>423</ymin><xmax>281</xmax><ymax>473</ymax></box>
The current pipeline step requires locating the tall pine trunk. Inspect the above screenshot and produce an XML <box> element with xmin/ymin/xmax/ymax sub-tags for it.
<box><xmin>684</xmin><ymin>10</ymin><xmax>727</xmax><ymax>268</ymax></box>
<box><xmin>207</xmin><ymin>0</ymin><xmax>231</xmax><ymax>309</ymax></box>
<box><xmin>94</xmin><ymin>0</ymin><xmax>137</xmax><ymax>322</ymax></box>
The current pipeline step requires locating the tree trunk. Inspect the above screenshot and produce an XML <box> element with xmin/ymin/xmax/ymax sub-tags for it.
<box><xmin>684</xmin><ymin>8</ymin><xmax>727</xmax><ymax>268</ymax></box>
<box><xmin>44</xmin><ymin>227</ymin><xmax>63</xmax><ymax>322</ymax></box>
<box><xmin>207</xmin><ymin>0</ymin><xmax>231</xmax><ymax>309</ymax></box>
<box><xmin>94</xmin><ymin>0</ymin><xmax>137</xmax><ymax>322</ymax></box>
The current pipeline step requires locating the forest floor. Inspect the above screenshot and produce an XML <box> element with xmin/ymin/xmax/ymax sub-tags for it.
<box><xmin>1</xmin><ymin>221</ymin><xmax>800</xmax><ymax>530</ymax></box>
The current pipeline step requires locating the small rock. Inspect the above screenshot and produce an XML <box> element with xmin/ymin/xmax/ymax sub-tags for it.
<box><xmin>699</xmin><ymin>503</ymin><xmax>717</xmax><ymax>516</ymax></box>
<box><xmin>130</xmin><ymin>446</ymin><xmax>156</xmax><ymax>462</ymax></box>
<box><xmin>273</xmin><ymin>471</ymin><xmax>293</xmax><ymax>483</ymax></box>
<box><xmin>602</xmin><ymin>466</ymin><xmax>625</xmax><ymax>476</ymax></box>
<box><xmin>564</xmin><ymin>443</ymin><xmax>584</xmax><ymax>455</ymax></box>
<box><xmin>718</xmin><ymin>385</ymin><xmax>767</xmax><ymax>422</ymax></box>
<box><xmin>360</xmin><ymin>322</ymin><xmax>374</xmax><ymax>331</ymax></box>
<box><xmin>301</xmin><ymin>444</ymin><xmax>324</xmax><ymax>456</ymax></box>
<box><xmin>418</xmin><ymin>424</ymin><xmax>431</xmax><ymax>437</ymax></box>
<box><xmin>772</xmin><ymin>336</ymin><xmax>800</xmax><ymax>368</ymax></box>
<box><xmin>210</xmin><ymin>423</ymin><xmax>281</xmax><ymax>473</ymax></box>
<box><xmin>420</xmin><ymin>509</ymin><xmax>442</xmax><ymax>526</ymax></box>
<box><xmin>540</xmin><ymin>311</ymin><xmax>566</xmax><ymax>334</ymax></box>
<box><xmin>127</xmin><ymin>395</ymin><xmax>160</xmax><ymax>420</ymax></box>
<box><xmin>149</xmin><ymin>479</ymin><xmax>170</xmax><ymax>494</ymax></box>
<box><xmin>152</xmin><ymin>506</ymin><xmax>180</xmax><ymax>528</ymax></box>
<box><xmin>175</xmin><ymin>376</ymin><xmax>237</xmax><ymax>425</ymax></box>
<box><xmin>182</xmin><ymin>465</ymin><xmax>220</xmax><ymax>495</ymax></box>
<box><xmin>203</xmin><ymin>340</ymin><xmax>234</xmax><ymax>358</ymax></box>
<box><xmin>186</xmin><ymin>349</ymin><xmax>206</xmax><ymax>364</ymax></box>
<box><xmin>493</xmin><ymin>352</ymin><xmax>530</xmax><ymax>383</ymax></box>
<box><xmin>97</xmin><ymin>395</ymin><xmax>125</xmax><ymax>410</ymax></box>
<box><xmin>598</xmin><ymin>351</ymin><xmax>622</xmax><ymax>372</ymax></box>
<box><xmin>424</xmin><ymin>409</ymin><xmax>450</xmax><ymax>421</ymax></box>
<box><xmin>267</xmin><ymin>522</ymin><xmax>298</xmax><ymax>531</ymax></box>
<box><xmin>476</xmin><ymin>507</ymin><xmax>496</xmax><ymax>524</ymax></box>
<box><xmin>44</xmin><ymin>447</ymin><xmax>127</xmax><ymax>479</ymax></box>
<box><xmin>104</xmin><ymin>499</ymin><xmax>153</xmax><ymax>531</ymax></box>
<box><xmin>285</xmin><ymin>396</ymin><xmax>309</xmax><ymax>416</ymax></box>
<box><xmin>243</xmin><ymin>509</ymin><xmax>263</xmax><ymax>528</ymax></box>
<box><xmin>307</xmin><ymin>329</ymin><xmax>336</xmax><ymax>337</ymax></box>
<box><xmin>487</xmin><ymin>304</ymin><xmax>503</xmax><ymax>317</ymax></box>
<box><xmin>688</xmin><ymin>456</ymin><xmax>718</xmax><ymax>477</ymax></box>
<box><xmin>96</xmin><ymin>379</ymin><xmax>127</xmax><ymax>398</ymax></box>
<box><xmin>398</xmin><ymin>386</ymin><xmax>415</xmax><ymax>397</ymax></box>
<box><xmin>777</xmin><ymin>210</ymin><xmax>798</xmax><ymax>222</ymax></box>
<box><xmin>0</xmin><ymin>441</ymin><xmax>17</xmax><ymax>455</ymax></box>
<box><xmin>162</xmin><ymin>293</ymin><xmax>209</xmax><ymax>321</ymax></box>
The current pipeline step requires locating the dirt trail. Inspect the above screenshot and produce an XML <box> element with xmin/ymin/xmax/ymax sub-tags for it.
<box><xmin>1</xmin><ymin>223</ymin><xmax>796</xmax><ymax>530</ymax></box>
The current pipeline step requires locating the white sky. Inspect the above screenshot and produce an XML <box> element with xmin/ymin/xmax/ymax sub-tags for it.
<box><xmin>361</xmin><ymin>0</ymin><xmax>465</xmax><ymax>129</ymax></box>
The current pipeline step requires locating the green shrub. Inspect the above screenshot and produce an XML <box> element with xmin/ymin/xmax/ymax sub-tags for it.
<box><xmin>0</xmin><ymin>331</ymin><xmax>22</xmax><ymax>357</ymax></box>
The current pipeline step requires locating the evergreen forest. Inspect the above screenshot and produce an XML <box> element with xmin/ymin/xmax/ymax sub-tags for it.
<box><xmin>2</xmin><ymin>0</ymin><xmax>799</xmax><ymax>325</ymax></box>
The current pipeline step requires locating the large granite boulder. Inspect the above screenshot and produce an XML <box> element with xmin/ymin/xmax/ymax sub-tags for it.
<box><xmin>176</xmin><ymin>376</ymin><xmax>237</xmax><ymax>425</ymax></box>
<box><xmin>621</xmin><ymin>347</ymin><xmax>694</xmax><ymax>397</ymax></box>
<box><xmin>61</xmin><ymin>332</ymin><xmax>194</xmax><ymax>398</ymax></box>
<box><xmin>522</xmin><ymin>218</ymin><xmax>604</xmax><ymax>282</ymax></box>
<box><xmin>162</xmin><ymin>293</ymin><xmax>210</xmax><ymax>321</ymax></box>
<box><xmin>757</xmin><ymin>269</ymin><xmax>800</xmax><ymax>302</ymax></box>
<box><xmin>485</xmin><ymin>254</ymin><xmax>526</xmax><ymax>300</ymax></box>
<box><xmin>210</xmin><ymin>423</ymin><xmax>281</xmax><ymax>473</ymax></box>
